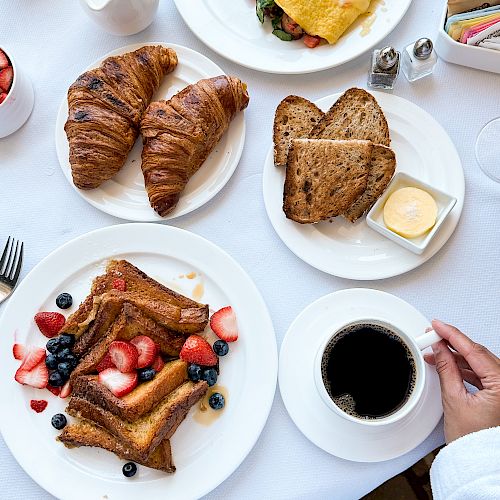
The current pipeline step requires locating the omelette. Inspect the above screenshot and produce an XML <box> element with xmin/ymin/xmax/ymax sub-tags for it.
<box><xmin>275</xmin><ymin>0</ymin><xmax>371</xmax><ymax>44</ymax></box>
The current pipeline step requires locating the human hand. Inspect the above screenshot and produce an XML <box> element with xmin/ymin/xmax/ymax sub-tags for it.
<box><xmin>424</xmin><ymin>319</ymin><xmax>500</xmax><ymax>444</ymax></box>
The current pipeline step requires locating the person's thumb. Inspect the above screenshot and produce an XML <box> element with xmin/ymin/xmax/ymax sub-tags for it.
<box><xmin>431</xmin><ymin>340</ymin><xmax>465</xmax><ymax>400</ymax></box>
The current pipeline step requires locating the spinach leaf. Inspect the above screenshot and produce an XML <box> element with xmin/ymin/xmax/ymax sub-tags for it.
<box><xmin>272</xmin><ymin>29</ymin><xmax>293</xmax><ymax>41</ymax></box>
<box><xmin>256</xmin><ymin>0</ymin><xmax>276</xmax><ymax>24</ymax></box>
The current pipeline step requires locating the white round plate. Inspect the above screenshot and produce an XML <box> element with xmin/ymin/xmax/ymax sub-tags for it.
<box><xmin>279</xmin><ymin>288</ymin><xmax>443</xmax><ymax>462</ymax></box>
<box><xmin>55</xmin><ymin>43</ymin><xmax>246</xmax><ymax>221</ymax></box>
<box><xmin>0</xmin><ymin>224</ymin><xmax>277</xmax><ymax>500</ymax></box>
<box><xmin>174</xmin><ymin>0</ymin><xmax>412</xmax><ymax>74</ymax></box>
<box><xmin>263</xmin><ymin>91</ymin><xmax>465</xmax><ymax>280</ymax></box>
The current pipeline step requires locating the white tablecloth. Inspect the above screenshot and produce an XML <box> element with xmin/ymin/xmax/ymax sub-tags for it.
<box><xmin>1</xmin><ymin>1</ymin><xmax>499</xmax><ymax>498</ymax></box>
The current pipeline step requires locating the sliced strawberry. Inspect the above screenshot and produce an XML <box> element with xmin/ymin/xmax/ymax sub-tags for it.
<box><xmin>210</xmin><ymin>306</ymin><xmax>239</xmax><ymax>342</ymax></box>
<box><xmin>0</xmin><ymin>66</ymin><xmax>13</xmax><ymax>93</ymax></box>
<box><xmin>12</xmin><ymin>343</ymin><xmax>25</xmax><ymax>360</ymax></box>
<box><xmin>17</xmin><ymin>344</ymin><xmax>46</xmax><ymax>371</ymax></box>
<box><xmin>59</xmin><ymin>381</ymin><xmax>72</xmax><ymax>399</ymax></box>
<box><xmin>180</xmin><ymin>335</ymin><xmax>218</xmax><ymax>366</ymax></box>
<box><xmin>112</xmin><ymin>278</ymin><xmax>127</xmax><ymax>291</ymax></box>
<box><xmin>0</xmin><ymin>92</ymin><xmax>7</xmax><ymax>104</ymax></box>
<box><xmin>30</xmin><ymin>399</ymin><xmax>48</xmax><ymax>413</ymax></box>
<box><xmin>0</xmin><ymin>50</ymin><xmax>9</xmax><ymax>70</ymax></box>
<box><xmin>95</xmin><ymin>352</ymin><xmax>115</xmax><ymax>372</ymax></box>
<box><xmin>151</xmin><ymin>355</ymin><xmax>165</xmax><ymax>372</ymax></box>
<box><xmin>303</xmin><ymin>34</ymin><xmax>321</xmax><ymax>48</ymax></box>
<box><xmin>108</xmin><ymin>340</ymin><xmax>138</xmax><ymax>373</ymax></box>
<box><xmin>130</xmin><ymin>335</ymin><xmax>158</xmax><ymax>368</ymax></box>
<box><xmin>98</xmin><ymin>368</ymin><xmax>137</xmax><ymax>397</ymax></box>
<box><xmin>34</xmin><ymin>312</ymin><xmax>66</xmax><ymax>338</ymax></box>
<box><xmin>15</xmin><ymin>361</ymin><xmax>49</xmax><ymax>389</ymax></box>
<box><xmin>47</xmin><ymin>385</ymin><xmax>61</xmax><ymax>396</ymax></box>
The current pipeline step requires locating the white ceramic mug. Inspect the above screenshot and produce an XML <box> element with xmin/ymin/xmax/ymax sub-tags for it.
<box><xmin>314</xmin><ymin>319</ymin><xmax>441</xmax><ymax>427</ymax></box>
<box><xmin>0</xmin><ymin>47</ymin><xmax>34</xmax><ymax>138</ymax></box>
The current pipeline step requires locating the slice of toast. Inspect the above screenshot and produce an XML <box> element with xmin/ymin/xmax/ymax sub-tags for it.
<box><xmin>67</xmin><ymin>380</ymin><xmax>208</xmax><ymax>460</ymax></box>
<box><xmin>343</xmin><ymin>144</ymin><xmax>396</xmax><ymax>222</ymax></box>
<box><xmin>273</xmin><ymin>96</ymin><xmax>324</xmax><ymax>167</ymax></box>
<box><xmin>310</xmin><ymin>88</ymin><xmax>390</xmax><ymax>147</ymax></box>
<box><xmin>58</xmin><ymin>419</ymin><xmax>177</xmax><ymax>473</ymax></box>
<box><xmin>283</xmin><ymin>139</ymin><xmax>372</xmax><ymax>224</ymax></box>
<box><xmin>71</xmin><ymin>360</ymin><xmax>188</xmax><ymax>421</ymax></box>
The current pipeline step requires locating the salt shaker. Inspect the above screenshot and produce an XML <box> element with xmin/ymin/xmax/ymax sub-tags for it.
<box><xmin>368</xmin><ymin>46</ymin><xmax>400</xmax><ymax>90</ymax></box>
<box><xmin>402</xmin><ymin>38</ymin><xmax>437</xmax><ymax>82</ymax></box>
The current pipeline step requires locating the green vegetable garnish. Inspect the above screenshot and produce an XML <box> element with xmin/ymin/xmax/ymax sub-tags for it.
<box><xmin>271</xmin><ymin>14</ymin><xmax>282</xmax><ymax>30</ymax></box>
<box><xmin>256</xmin><ymin>0</ymin><xmax>276</xmax><ymax>24</ymax></box>
<box><xmin>272</xmin><ymin>29</ymin><xmax>293</xmax><ymax>41</ymax></box>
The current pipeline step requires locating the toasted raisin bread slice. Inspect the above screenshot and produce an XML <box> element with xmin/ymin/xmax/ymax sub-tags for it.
<box><xmin>343</xmin><ymin>144</ymin><xmax>396</xmax><ymax>222</ymax></box>
<box><xmin>63</xmin><ymin>260</ymin><xmax>209</xmax><ymax>341</ymax></box>
<box><xmin>67</xmin><ymin>380</ymin><xmax>208</xmax><ymax>460</ymax></box>
<box><xmin>58</xmin><ymin>419</ymin><xmax>177</xmax><ymax>473</ymax></box>
<box><xmin>71</xmin><ymin>360</ymin><xmax>188</xmax><ymax>421</ymax></box>
<box><xmin>273</xmin><ymin>95</ymin><xmax>324</xmax><ymax>167</ymax></box>
<box><xmin>283</xmin><ymin>139</ymin><xmax>372</xmax><ymax>224</ymax></box>
<box><xmin>310</xmin><ymin>88</ymin><xmax>390</xmax><ymax>147</ymax></box>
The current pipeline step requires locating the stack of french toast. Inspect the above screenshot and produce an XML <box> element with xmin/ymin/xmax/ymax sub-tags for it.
<box><xmin>57</xmin><ymin>259</ymin><xmax>210</xmax><ymax>472</ymax></box>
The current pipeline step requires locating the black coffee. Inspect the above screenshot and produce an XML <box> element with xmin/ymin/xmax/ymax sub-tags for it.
<box><xmin>321</xmin><ymin>324</ymin><xmax>416</xmax><ymax>419</ymax></box>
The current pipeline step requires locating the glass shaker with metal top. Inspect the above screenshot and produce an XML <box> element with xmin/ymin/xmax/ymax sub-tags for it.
<box><xmin>402</xmin><ymin>38</ymin><xmax>438</xmax><ymax>82</ymax></box>
<box><xmin>368</xmin><ymin>46</ymin><xmax>401</xmax><ymax>90</ymax></box>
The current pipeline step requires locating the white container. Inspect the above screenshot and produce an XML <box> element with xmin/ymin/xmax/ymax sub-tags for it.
<box><xmin>366</xmin><ymin>172</ymin><xmax>457</xmax><ymax>255</ymax></box>
<box><xmin>435</xmin><ymin>3</ymin><xmax>500</xmax><ymax>74</ymax></box>
<box><xmin>0</xmin><ymin>47</ymin><xmax>34</xmax><ymax>138</ymax></box>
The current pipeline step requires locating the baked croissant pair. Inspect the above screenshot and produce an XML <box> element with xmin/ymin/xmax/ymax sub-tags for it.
<box><xmin>64</xmin><ymin>46</ymin><xmax>249</xmax><ymax>216</ymax></box>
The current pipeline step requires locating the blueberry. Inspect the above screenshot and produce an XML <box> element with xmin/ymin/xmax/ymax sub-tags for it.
<box><xmin>137</xmin><ymin>368</ymin><xmax>156</xmax><ymax>382</ymax></box>
<box><xmin>49</xmin><ymin>371</ymin><xmax>64</xmax><ymax>387</ymax></box>
<box><xmin>58</xmin><ymin>362</ymin><xmax>72</xmax><ymax>378</ymax></box>
<box><xmin>213</xmin><ymin>340</ymin><xmax>229</xmax><ymax>356</ymax></box>
<box><xmin>56</xmin><ymin>293</ymin><xmax>73</xmax><ymax>309</ymax></box>
<box><xmin>202</xmin><ymin>368</ymin><xmax>217</xmax><ymax>387</ymax></box>
<box><xmin>187</xmin><ymin>364</ymin><xmax>202</xmax><ymax>382</ymax></box>
<box><xmin>57</xmin><ymin>348</ymin><xmax>72</xmax><ymax>361</ymax></box>
<box><xmin>51</xmin><ymin>413</ymin><xmax>67</xmax><ymax>430</ymax></box>
<box><xmin>59</xmin><ymin>333</ymin><xmax>75</xmax><ymax>348</ymax></box>
<box><xmin>46</xmin><ymin>338</ymin><xmax>60</xmax><ymax>354</ymax></box>
<box><xmin>45</xmin><ymin>353</ymin><xmax>58</xmax><ymax>370</ymax></box>
<box><xmin>65</xmin><ymin>354</ymin><xmax>79</xmax><ymax>368</ymax></box>
<box><xmin>208</xmin><ymin>392</ymin><xmax>225</xmax><ymax>410</ymax></box>
<box><xmin>122</xmin><ymin>462</ymin><xmax>137</xmax><ymax>477</ymax></box>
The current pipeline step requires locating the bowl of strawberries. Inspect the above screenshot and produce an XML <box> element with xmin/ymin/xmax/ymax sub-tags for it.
<box><xmin>0</xmin><ymin>47</ymin><xmax>34</xmax><ymax>138</ymax></box>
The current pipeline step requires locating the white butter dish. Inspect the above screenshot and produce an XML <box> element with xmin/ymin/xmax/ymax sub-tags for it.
<box><xmin>366</xmin><ymin>172</ymin><xmax>457</xmax><ymax>255</ymax></box>
<box><xmin>435</xmin><ymin>3</ymin><xmax>500</xmax><ymax>74</ymax></box>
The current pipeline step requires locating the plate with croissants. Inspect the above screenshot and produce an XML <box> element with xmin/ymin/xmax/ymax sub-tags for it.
<box><xmin>55</xmin><ymin>43</ymin><xmax>249</xmax><ymax>221</ymax></box>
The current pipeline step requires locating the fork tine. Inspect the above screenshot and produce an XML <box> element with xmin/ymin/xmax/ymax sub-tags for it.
<box><xmin>11</xmin><ymin>242</ymin><xmax>23</xmax><ymax>284</ymax></box>
<box><xmin>3</xmin><ymin>239</ymin><xmax>16</xmax><ymax>277</ymax></box>
<box><xmin>8</xmin><ymin>240</ymin><xmax>20</xmax><ymax>281</ymax></box>
<box><xmin>0</xmin><ymin>236</ymin><xmax>11</xmax><ymax>272</ymax></box>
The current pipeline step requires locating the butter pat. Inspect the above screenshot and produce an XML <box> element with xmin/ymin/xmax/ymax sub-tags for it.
<box><xmin>383</xmin><ymin>187</ymin><xmax>437</xmax><ymax>239</ymax></box>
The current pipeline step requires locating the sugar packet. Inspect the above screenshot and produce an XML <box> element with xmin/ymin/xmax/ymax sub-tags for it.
<box><xmin>448</xmin><ymin>1</ymin><xmax>500</xmax><ymax>16</ymax></box>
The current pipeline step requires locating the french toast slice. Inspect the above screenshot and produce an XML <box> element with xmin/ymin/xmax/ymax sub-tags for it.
<box><xmin>58</xmin><ymin>419</ymin><xmax>177</xmax><ymax>473</ymax></box>
<box><xmin>67</xmin><ymin>380</ymin><xmax>208</xmax><ymax>460</ymax></box>
<box><xmin>72</xmin><ymin>359</ymin><xmax>188</xmax><ymax>421</ymax></box>
<box><xmin>63</xmin><ymin>259</ymin><xmax>209</xmax><ymax>345</ymax></box>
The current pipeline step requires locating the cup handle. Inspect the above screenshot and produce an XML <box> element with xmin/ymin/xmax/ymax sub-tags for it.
<box><xmin>414</xmin><ymin>329</ymin><xmax>442</xmax><ymax>350</ymax></box>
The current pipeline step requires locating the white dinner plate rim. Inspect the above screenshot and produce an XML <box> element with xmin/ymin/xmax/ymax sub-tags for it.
<box><xmin>0</xmin><ymin>224</ymin><xmax>277</xmax><ymax>499</ymax></box>
<box><xmin>262</xmin><ymin>90</ymin><xmax>465</xmax><ymax>280</ymax></box>
<box><xmin>173</xmin><ymin>0</ymin><xmax>413</xmax><ymax>74</ymax></box>
<box><xmin>55</xmin><ymin>42</ymin><xmax>246</xmax><ymax>222</ymax></box>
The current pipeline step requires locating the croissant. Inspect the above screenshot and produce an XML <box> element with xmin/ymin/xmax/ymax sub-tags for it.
<box><xmin>64</xmin><ymin>46</ymin><xmax>178</xmax><ymax>189</ymax></box>
<box><xmin>140</xmin><ymin>76</ymin><xmax>250</xmax><ymax>216</ymax></box>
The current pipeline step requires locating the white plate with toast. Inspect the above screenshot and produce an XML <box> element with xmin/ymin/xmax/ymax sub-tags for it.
<box><xmin>55</xmin><ymin>43</ymin><xmax>246</xmax><ymax>222</ymax></box>
<box><xmin>0</xmin><ymin>224</ymin><xmax>277</xmax><ymax>500</ymax></box>
<box><xmin>174</xmin><ymin>0</ymin><xmax>413</xmax><ymax>74</ymax></box>
<box><xmin>263</xmin><ymin>90</ymin><xmax>465</xmax><ymax>280</ymax></box>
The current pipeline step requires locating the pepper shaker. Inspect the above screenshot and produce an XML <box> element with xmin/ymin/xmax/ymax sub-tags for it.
<box><xmin>402</xmin><ymin>38</ymin><xmax>438</xmax><ymax>82</ymax></box>
<box><xmin>368</xmin><ymin>46</ymin><xmax>400</xmax><ymax>90</ymax></box>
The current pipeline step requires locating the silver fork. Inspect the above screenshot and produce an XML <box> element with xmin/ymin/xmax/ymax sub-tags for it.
<box><xmin>0</xmin><ymin>237</ymin><xmax>24</xmax><ymax>304</ymax></box>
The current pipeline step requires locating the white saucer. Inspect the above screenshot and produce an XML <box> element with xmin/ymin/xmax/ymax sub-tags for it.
<box><xmin>279</xmin><ymin>288</ymin><xmax>443</xmax><ymax>462</ymax></box>
<box><xmin>263</xmin><ymin>91</ymin><xmax>465</xmax><ymax>280</ymax></box>
<box><xmin>55</xmin><ymin>43</ymin><xmax>246</xmax><ymax>221</ymax></box>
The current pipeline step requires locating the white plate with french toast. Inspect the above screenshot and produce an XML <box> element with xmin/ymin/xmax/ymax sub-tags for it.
<box><xmin>55</xmin><ymin>42</ymin><xmax>247</xmax><ymax>222</ymax></box>
<box><xmin>0</xmin><ymin>224</ymin><xmax>277</xmax><ymax>500</ymax></box>
<box><xmin>174</xmin><ymin>0</ymin><xmax>413</xmax><ymax>74</ymax></box>
<box><xmin>263</xmin><ymin>89</ymin><xmax>465</xmax><ymax>280</ymax></box>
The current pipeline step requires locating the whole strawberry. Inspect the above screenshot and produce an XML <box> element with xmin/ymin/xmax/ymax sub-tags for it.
<box><xmin>34</xmin><ymin>312</ymin><xmax>66</xmax><ymax>338</ymax></box>
<box><xmin>180</xmin><ymin>335</ymin><xmax>218</xmax><ymax>366</ymax></box>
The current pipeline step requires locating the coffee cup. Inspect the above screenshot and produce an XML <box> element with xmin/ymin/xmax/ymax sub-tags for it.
<box><xmin>313</xmin><ymin>319</ymin><xmax>441</xmax><ymax>426</ymax></box>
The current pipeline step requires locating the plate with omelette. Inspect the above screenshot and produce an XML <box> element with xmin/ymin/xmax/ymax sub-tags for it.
<box><xmin>174</xmin><ymin>0</ymin><xmax>413</xmax><ymax>74</ymax></box>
